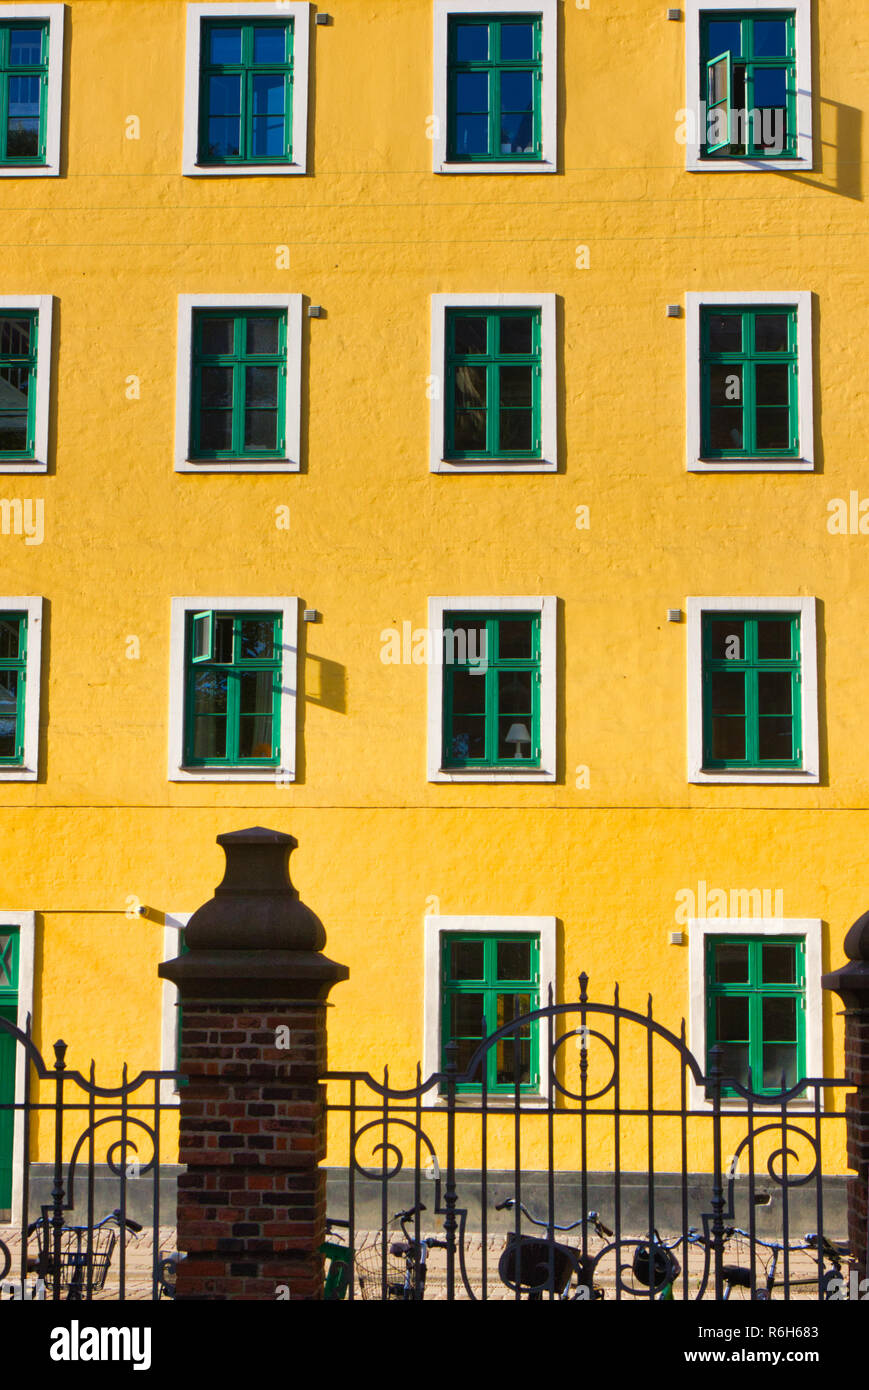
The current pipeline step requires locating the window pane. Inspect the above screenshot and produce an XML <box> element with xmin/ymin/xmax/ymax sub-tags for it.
<box><xmin>500</xmin><ymin>24</ymin><xmax>534</xmax><ymax>61</ymax></box>
<box><xmin>710</xmin><ymin>670</ymin><xmax>745</xmax><ymax>715</ymax></box>
<box><xmin>208</xmin><ymin>73</ymin><xmax>241</xmax><ymax>115</ymax></box>
<box><xmin>500</xmin><ymin>365</ymin><xmax>532</xmax><ymax>407</ymax></box>
<box><xmin>452</xmin><ymin>669</ymin><xmax>486</xmax><ymax>715</ymax></box>
<box><xmin>756</xmin><ymin>620</ymin><xmax>792</xmax><ymax>659</ymax></box>
<box><xmin>714</xmin><ymin>941</ymin><xmax>749</xmax><ymax>984</ymax></box>
<box><xmin>498</xmin><ymin>670</ymin><xmax>532</xmax><ymax>715</ymax></box>
<box><xmin>753</xmin><ymin>68</ymin><xmax>787</xmax><ymax>109</ymax></box>
<box><xmin>500</xmin><ymin>71</ymin><xmax>533</xmax><ymax>111</ymax></box>
<box><xmin>711</xmin><ymin>716</ymin><xmax>746</xmax><ymax>761</ymax></box>
<box><xmin>707</xmin><ymin>619</ymin><xmax>744</xmax><ymax>661</ymax></box>
<box><xmin>239</xmin><ymin>670</ymin><xmax>274</xmax><ymax>715</ymax></box>
<box><xmin>201</xmin><ymin>317</ymin><xmax>234</xmax><ymax>355</ymax></box>
<box><xmin>496</xmin><ymin>1037</ymin><xmax>531</xmax><ymax>1086</ymax></box>
<box><xmin>9</xmin><ymin>29</ymin><xmax>43</xmax><ymax>65</ymax></box>
<box><xmin>454</xmin><ymin>114</ymin><xmax>488</xmax><ymax>156</ymax></box>
<box><xmin>497</xmin><ymin>940</ymin><xmax>531</xmax><ymax>981</ymax></box>
<box><xmin>199</xmin><ymin>412</ymin><xmax>233</xmax><ymax>451</ymax></box>
<box><xmin>209</xmin><ymin>27</ymin><xmax>242</xmax><ymax>64</ymax></box>
<box><xmin>499</xmin><ymin>316</ymin><xmax>533</xmax><ymax>354</ymax></box>
<box><xmin>709</xmin><ymin>408</ymin><xmax>744</xmax><ymax>451</ymax></box>
<box><xmin>763</xmin><ymin>944</ymin><xmax>797</xmax><ymax>984</ymax></box>
<box><xmin>246</xmin><ymin>365</ymin><xmax>278</xmax><ymax>408</ymax></box>
<box><xmin>193</xmin><ymin>669</ymin><xmax>227</xmax><ymax>715</ymax></box>
<box><xmin>763</xmin><ymin>997</ymin><xmax>797</xmax><ymax>1041</ymax></box>
<box><xmin>719</xmin><ymin>1043</ymin><xmax>750</xmax><ymax>1089</ymax></box>
<box><xmin>755</xmin><ymin>364</ymin><xmax>789</xmax><ymax>406</ymax></box>
<box><xmin>251</xmin><ymin>120</ymin><xmax>285</xmax><ymax>158</ymax></box>
<box><xmin>445</xmin><ymin>621</ymin><xmax>487</xmax><ymax>667</ymax></box>
<box><xmin>239</xmin><ymin>620</ymin><xmax>275</xmax><ymax>660</ymax></box>
<box><xmin>0</xmin><ymin>317</ymin><xmax>31</xmax><ymax>354</ymax></box>
<box><xmin>252</xmin><ymin>75</ymin><xmax>286</xmax><ymax>157</ymax></box>
<box><xmin>0</xmin><ymin>415</ymin><xmax>27</xmax><ymax>451</ymax></box>
<box><xmin>193</xmin><ymin>718</ymin><xmax>227</xmax><ymax>760</ymax></box>
<box><xmin>207</xmin><ymin>117</ymin><xmax>240</xmax><ymax>160</ymax></box>
<box><xmin>758</xmin><ymin>717</ymin><xmax>793</xmax><ymax>760</ymax></box>
<box><xmin>454</xmin><ymin>317</ymin><xmax>487</xmax><ymax>354</ymax></box>
<box><xmin>754</xmin><ymin>314</ymin><xmax>789</xmax><ymax>353</ymax></box>
<box><xmin>451</xmin><ymin>993</ymin><xmax>484</xmax><ymax>1036</ymax></box>
<box><xmin>500</xmin><ymin>111</ymin><xmax>534</xmax><ymax>152</ymax></box>
<box><xmin>708</xmin><ymin>313</ymin><xmax>742</xmax><ymax>353</ymax></box>
<box><xmin>708</xmin><ymin>21</ymin><xmax>742</xmax><ymax>58</ymax></box>
<box><xmin>755</xmin><ymin>408</ymin><xmax>790</xmax><ymax>449</ymax></box>
<box><xmin>717</xmin><ymin>996</ymin><xmax>749</xmax><ymax>1040</ymax></box>
<box><xmin>454</xmin><ymin>24</ymin><xmax>488</xmax><ymax>61</ymax></box>
<box><xmin>0</xmin><ymin>671</ymin><xmax>18</xmax><ymax>712</ymax></box>
<box><xmin>449</xmin><ymin>940</ymin><xmax>484</xmax><ymax>980</ymax></box>
<box><xmin>238</xmin><ymin>716</ymin><xmax>274</xmax><ymax>758</ymax></box>
<box><xmin>454</xmin><ymin>365</ymin><xmax>486</xmax><ymax>408</ymax></box>
<box><xmin>709</xmin><ymin>364</ymin><xmax>742</xmax><ymax>406</ymax></box>
<box><xmin>762</xmin><ymin>1044</ymin><xmax>797</xmax><ymax>1090</ymax></box>
<box><xmin>499</xmin><ymin>409</ymin><xmax>532</xmax><ymax>451</ymax></box>
<box><xmin>0</xmin><ymin>619</ymin><xmax>20</xmax><ymax>661</ymax></box>
<box><xmin>499</xmin><ymin>619</ymin><xmax>533</xmax><ymax>660</ymax></box>
<box><xmin>201</xmin><ymin>366</ymin><xmax>233</xmax><ymax>407</ymax></box>
<box><xmin>455</xmin><ymin>72</ymin><xmax>489</xmax><ymax>113</ymax></box>
<box><xmin>244</xmin><ymin>410</ymin><xmax>278</xmax><ymax>450</ymax></box>
<box><xmin>448</xmin><ymin>719</ymin><xmax>485</xmax><ymax>761</ymax></box>
<box><xmin>253</xmin><ymin>27</ymin><xmax>287</xmax><ymax>64</ymax></box>
<box><xmin>499</xmin><ymin>716</ymin><xmax>533</xmax><ymax>760</ymax></box>
<box><xmin>753</xmin><ymin>20</ymin><xmax>788</xmax><ymax>57</ymax></box>
<box><xmin>758</xmin><ymin>672</ymin><xmax>792</xmax><ymax>715</ymax></box>
<box><xmin>0</xmin><ymin>718</ymin><xmax>15</xmax><ymax>756</ymax></box>
<box><xmin>212</xmin><ymin>616</ymin><xmax>233</xmax><ymax>663</ymax></box>
<box><xmin>246</xmin><ymin>317</ymin><xmax>280</xmax><ymax>354</ymax></box>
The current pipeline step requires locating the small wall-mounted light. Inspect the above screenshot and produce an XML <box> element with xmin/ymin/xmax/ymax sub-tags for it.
<box><xmin>308</xmin><ymin>305</ymin><xmax>325</xmax><ymax>318</ymax></box>
<box><xmin>667</xmin><ymin>609</ymin><xmax>682</xmax><ymax>623</ymax></box>
<box><xmin>666</xmin><ymin>304</ymin><xmax>682</xmax><ymax>318</ymax></box>
<box><xmin>316</xmin><ymin>12</ymin><xmax>332</xmax><ymax>24</ymax></box>
<box><xmin>669</xmin><ymin>931</ymin><xmax>684</xmax><ymax>945</ymax></box>
<box><xmin>137</xmin><ymin>904</ymin><xmax>148</xmax><ymax>916</ymax></box>
<box><xmin>303</xmin><ymin>609</ymin><xmax>320</xmax><ymax>623</ymax></box>
<box><xmin>666</xmin><ymin>8</ymin><xmax>682</xmax><ymax>19</ymax></box>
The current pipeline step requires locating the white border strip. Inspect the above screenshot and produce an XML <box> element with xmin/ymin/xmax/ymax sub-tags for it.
<box><xmin>0</xmin><ymin>296</ymin><xmax>53</xmax><ymax>474</ymax></box>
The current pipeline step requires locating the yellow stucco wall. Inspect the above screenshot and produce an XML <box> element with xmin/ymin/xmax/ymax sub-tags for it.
<box><xmin>1</xmin><ymin>1</ymin><xmax>864</xmax><ymax>1175</ymax></box>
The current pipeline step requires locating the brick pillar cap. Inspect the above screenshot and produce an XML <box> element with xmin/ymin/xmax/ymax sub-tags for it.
<box><xmin>822</xmin><ymin>907</ymin><xmax>869</xmax><ymax>1007</ymax></box>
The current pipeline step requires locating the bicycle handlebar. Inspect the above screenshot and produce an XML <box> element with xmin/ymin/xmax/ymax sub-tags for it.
<box><xmin>495</xmin><ymin>1197</ymin><xmax>612</xmax><ymax>1238</ymax></box>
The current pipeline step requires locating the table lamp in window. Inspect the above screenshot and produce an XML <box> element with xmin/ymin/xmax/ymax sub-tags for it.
<box><xmin>505</xmin><ymin>723</ymin><xmax>532</xmax><ymax>759</ymax></box>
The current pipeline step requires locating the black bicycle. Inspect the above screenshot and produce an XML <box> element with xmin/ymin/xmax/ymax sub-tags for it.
<box><xmin>27</xmin><ymin>1207</ymin><xmax>142</xmax><ymax>1300</ymax></box>
<box><xmin>355</xmin><ymin>1203</ymin><xmax>449</xmax><ymax>1300</ymax></box>
<box><xmin>495</xmin><ymin>1197</ymin><xmax>613</xmax><ymax>1300</ymax></box>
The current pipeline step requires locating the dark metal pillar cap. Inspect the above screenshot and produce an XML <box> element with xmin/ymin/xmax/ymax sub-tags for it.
<box><xmin>185</xmin><ymin>826</ymin><xmax>326</xmax><ymax>952</ymax></box>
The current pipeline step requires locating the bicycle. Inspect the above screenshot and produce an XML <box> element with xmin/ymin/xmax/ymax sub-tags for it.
<box><xmin>715</xmin><ymin>1226</ymin><xmax>856</xmax><ymax>1300</ymax></box>
<box><xmin>27</xmin><ymin>1207</ymin><xmax>143</xmax><ymax>1300</ymax></box>
<box><xmin>495</xmin><ymin>1197</ymin><xmax>613</xmax><ymax>1300</ymax></box>
<box><xmin>320</xmin><ymin>1217</ymin><xmax>354</xmax><ymax>1300</ymax></box>
<box><xmin>354</xmin><ymin>1203</ymin><xmax>449</xmax><ymax>1300</ymax></box>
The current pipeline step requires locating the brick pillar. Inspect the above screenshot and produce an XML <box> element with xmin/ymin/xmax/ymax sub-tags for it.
<box><xmin>822</xmin><ymin>910</ymin><xmax>869</xmax><ymax>1281</ymax></box>
<box><xmin>159</xmin><ymin>827</ymin><xmax>348</xmax><ymax>1300</ymax></box>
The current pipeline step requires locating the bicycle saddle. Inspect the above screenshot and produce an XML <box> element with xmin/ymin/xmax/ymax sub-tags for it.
<box><xmin>499</xmin><ymin>1233</ymin><xmax>594</xmax><ymax>1297</ymax></box>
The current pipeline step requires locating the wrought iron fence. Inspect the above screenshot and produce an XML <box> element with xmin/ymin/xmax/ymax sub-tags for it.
<box><xmin>324</xmin><ymin>975</ymin><xmax>860</xmax><ymax>1301</ymax></box>
<box><xmin>0</xmin><ymin>1013</ymin><xmax>180</xmax><ymax>1301</ymax></box>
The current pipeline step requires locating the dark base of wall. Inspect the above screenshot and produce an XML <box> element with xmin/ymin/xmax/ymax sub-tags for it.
<box><xmin>325</xmin><ymin>1168</ymin><xmax>850</xmax><ymax>1236</ymax></box>
<box><xmin>22</xmin><ymin>1165</ymin><xmax>182</xmax><ymax>1225</ymax></box>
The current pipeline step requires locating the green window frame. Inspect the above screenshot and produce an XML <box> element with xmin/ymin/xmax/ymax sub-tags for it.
<box><xmin>191</xmin><ymin>309</ymin><xmax>287</xmax><ymax>460</ymax></box>
<box><xmin>0</xmin><ymin>310</ymin><xmax>37</xmax><ymax>458</ymax></box>
<box><xmin>446</xmin><ymin>308</ymin><xmax>541</xmax><ymax>459</ymax></box>
<box><xmin>447</xmin><ymin>13</ymin><xmax>542</xmax><ymax>163</ymax></box>
<box><xmin>443</xmin><ymin>611</ymin><xmax>540</xmax><ymax>768</ymax></box>
<box><xmin>441</xmin><ymin>933</ymin><xmax>540</xmax><ymax>1093</ymax></box>
<box><xmin>702</xmin><ymin>612</ymin><xmax>801</xmax><ymax>770</ymax></box>
<box><xmin>184</xmin><ymin>610</ymin><xmax>282</xmax><ymax>768</ymax></box>
<box><xmin>0</xmin><ymin>21</ymin><xmax>48</xmax><ymax>166</ymax></box>
<box><xmin>0</xmin><ymin>612</ymin><xmax>26</xmax><ymax>765</ymax></box>
<box><xmin>198</xmin><ymin>18</ymin><xmax>293</xmax><ymax>166</ymax></box>
<box><xmin>701</xmin><ymin>306</ymin><xmax>798</xmax><ymax>459</ymax></box>
<box><xmin>706</xmin><ymin>936</ymin><xmax>806</xmax><ymax>1096</ymax></box>
<box><xmin>700</xmin><ymin>11</ymin><xmax>797</xmax><ymax>159</ymax></box>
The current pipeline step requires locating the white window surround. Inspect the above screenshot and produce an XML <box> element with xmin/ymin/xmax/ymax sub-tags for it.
<box><xmin>0</xmin><ymin>6</ymin><xmax>63</xmax><ymax>178</ymax></box>
<box><xmin>687</xmin><ymin>916</ymin><xmax>823</xmax><ymax>1111</ymax></box>
<box><xmin>430</xmin><ymin>293</ymin><xmax>557</xmax><ymax>474</ymax></box>
<box><xmin>684</xmin><ymin>0</ymin><xmax>812</xmax><ymax>172</ymax></box>
<box><xmin>432</xmin><ymin>0</ymin><xmax>558</xmax><ymax>175</ymax></box>
<box><xmin>0</xmin><ymin>296</ymin><xmax>52</xmax><ymax>473</ymax></box>
<box><xmin>686</xmin><ymin>595</ymin><xmax>819</xmax><ymax>785</ymax></box>
<box><xmin>174</xmin><ymin>294</ymin><xmax>303</xmax><ymax>472</ymax></box>
<box><xmin>2</xmin><ymin>911</ymin><xmax>35</xmax><ymax>1224</ymax></box>
<box><xmin>167</xmin><ymin>595</ymin><xmax>299</xmax><ymax>781</ymax></box>
<box><xmin>0</xmin><ymin>596</ymin><xmax>41</xmax><ymax>781</ymax></box>
<box><xmin>427</xmin><ymin>595</ymin><xmax>556</xmax><ymax>783</ymax></box>
<box><xmin>685</xmin><ymin>291</ymin><xmax>814</xmax><ymax>473</ymax></box>
<box><xmin>422</xmin><ymin>915</ymin><xmax>556</xmax><ymax>1106</ymax></box>
<box><xmin>160</xmin><ymin>913</ymin><xmax>190</xmax><ymax>1101</ymax></box>
<box><xmin>182</xmin><ymin>3</ymin><xmax>311</xmax><ymax>177</ymax></box>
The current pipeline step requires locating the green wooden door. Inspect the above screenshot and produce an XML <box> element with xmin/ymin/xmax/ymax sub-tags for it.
<box><xmin>0</xmin><ymin>1003</ymin><xmax>16</xmax><ymax>1209</ymax></box>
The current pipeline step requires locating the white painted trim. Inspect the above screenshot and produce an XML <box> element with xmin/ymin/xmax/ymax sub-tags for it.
<box><xmin>684</xmin><ymin>0</ymin><xmax>813</xmax><ymax>172</ymax></box>
<box><xmin>168</xmin><ymin>595</ymin><xmax>298</xmax><ymax>781</ymax></box>
<box><xmin>432</xmin><ymin>0</ymin><xmax>558</xmax><ymax>175</ymax></box>
<box><xmin>686</xmin><ymin>595</ymin><xmax>819</xmax><ymax>784</ymax></box>
<box><xmin>1</xmin><ymin>911</ymin><xmax>36</xmax><ymax>1224</ymax></box>
<box><xmin>174</xmin><ymin>294</ymin><xmax>303</xmax><ymax>472</ymax></box>
<box><xmin>685</xmin><ymin>291</ymin><xmax>814</xmax><ymax>472</ymax></box>
<box><xmin>0</xmin><ymin>6</ymin><xmax>64</xmax><ymax>178</ymax></box>
<box><xmin>0</xmin><ymin>296</ymin><xmax>52</xmax><ymax>472</ymax></box>
<box><xmin>427</xmin><ymin>595</ymin><xmax>556</xmax><ymax>782</ymax></box>
<box><xmin>160</xmin><ymin>913</ymin><xmax>190</xmax><ymax>1101</ymax></box>
<box><xmin>687</xmin><ymin>917</ymin><xmax>823</xmax><ymax>1111</ymax></box>
<box><xmin>422</xmin><ymin>915</ymin><xmax>556</xmax><ymax>1106</ymax></box>
<box><xmin>429</xmin><ymin>293</ymin><xmax>557</xmax><ymax>474</ymax></box>
<box><xmin>0</xmin><ymin>596</ymin><xmax>42</xmax><ymax>781</ymax></box>
<box><xmin>182</xmin><ymin>3</ymin><xmax>311</xmax><ymax>177</ymax></box>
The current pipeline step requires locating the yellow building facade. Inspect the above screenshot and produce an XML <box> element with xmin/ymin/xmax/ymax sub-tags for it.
<box><xmin>0</xmin><ymin>0</ymin><xmax>865</xmax><ymax>1208</ymax></box>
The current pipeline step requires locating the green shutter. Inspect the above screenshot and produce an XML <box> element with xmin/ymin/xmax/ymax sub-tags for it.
<box><xmin>706</xmin><ymin>51</ymin><xmax>733</xmax><ymax>153</ymax></box>
<box><xmin>191</xmin><ymin>611</ymin><xmax>214</xmax><ymax>664</ymax></box>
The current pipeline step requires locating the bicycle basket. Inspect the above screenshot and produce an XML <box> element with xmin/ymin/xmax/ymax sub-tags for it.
<box><xmin>354</xmin><ymin>1236</ymin><xmax>406</xmax><ymax>1300</ymax></box>
<box><xmin>498</xmin><ymin>1234</ymin><xmax>594</xmax><ymax>1299</ymax></box>
<box><xmin>33</xmin><ymin>1221</ymin><xmax>117</xmax><ymax>1295</ymax></box>
<box><xmin>631</xmin><ymin>1239</ymin><xmax>681</xmax><ymax>1291</ymax></box>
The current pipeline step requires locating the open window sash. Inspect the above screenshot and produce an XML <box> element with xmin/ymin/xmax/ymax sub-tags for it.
<box><xmin>191</xmin><ymin>610</ymin><xmax>214</xmax><ymax>664</ymax></box>
<box><xmin>706</xmin><ymin>50</ymin><xmax>733</xmax><ymax>154</ymax></box>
